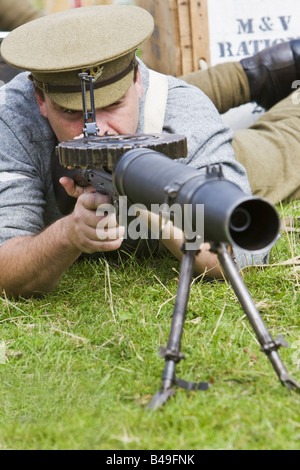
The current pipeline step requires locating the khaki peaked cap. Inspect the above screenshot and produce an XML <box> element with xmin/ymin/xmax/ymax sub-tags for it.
<box><xmin>1</xmin><ymin>5</ymin><xmax>154</xmax><ymax>110</ymax></box>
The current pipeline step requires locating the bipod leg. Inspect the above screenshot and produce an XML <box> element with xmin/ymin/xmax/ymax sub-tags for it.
<box><xmin>212</xmin><ymin>243</ymin><xmax>300</xmax><ymax>391</ymax></box>
<box><xmin>148</xmin><ymin>247</ymin><xmax>209</xmax><ymax>410</ymax></box>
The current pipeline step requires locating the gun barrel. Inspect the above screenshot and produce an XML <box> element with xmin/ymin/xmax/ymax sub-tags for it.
<box><xmin>113</xmin><ymin>148</ymin><xmax>280</xmax><ymax>253</ymax></box>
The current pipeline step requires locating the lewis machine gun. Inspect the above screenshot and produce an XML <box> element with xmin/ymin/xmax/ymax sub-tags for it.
<box><xmin>55</xmin><ymin>72</ymin><xmax>300</xmax><ymax>409</ymax></box>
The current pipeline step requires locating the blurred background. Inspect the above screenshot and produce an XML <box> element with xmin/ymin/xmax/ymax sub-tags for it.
<box><xmin>4</xmin><ymin>0</ymin><xmax>300</xmax><ymax>129</ymax></box>
<box><xmin>32</xmin><ymin>0</ymin><xmax>133</xmax><ymax>11</ymax></box>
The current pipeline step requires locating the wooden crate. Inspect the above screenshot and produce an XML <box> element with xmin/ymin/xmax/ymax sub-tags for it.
<box><xmin>136</xmin><ymin>0</ymin><xmax>300</xmax><ymax>76</ymax></box>
<box><xmin>136</xmin><ymin>0</ymin><xmax>209</xmax><ymax>77</ymax></box>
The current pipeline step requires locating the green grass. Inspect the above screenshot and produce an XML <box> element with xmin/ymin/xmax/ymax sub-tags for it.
<box><xmin>0</xmin><ymin>201</ymin><xmax>299</xmax><ymax>450</ymax></box>
<box><xmin>12</xmin><ymin>0</ymin><xmax>299</xmax><ymax>451</ymax></box>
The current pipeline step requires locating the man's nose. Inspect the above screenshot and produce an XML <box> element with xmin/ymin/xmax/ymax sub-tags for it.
<box><xmin>94</xmin><ymin>114</ymin><xmax>115</xmax><ymax>137</ymax></box>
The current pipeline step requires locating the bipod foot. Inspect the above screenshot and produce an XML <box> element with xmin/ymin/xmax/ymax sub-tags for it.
<box><xmin>281</xmin><ymin>374</ymin><xmax>300</xmax><ymax>392</ymax></box>
<box><xmin>147</xmin><ymin>387</ymin><xmax>176</xmax><ymax>410</ymax></box>
<box><xmin>174</xmin><ymin>377</ymin><xmax>210</xmax><ymax>392</ymax></box>
<box><xmin>147</xmin><ymin>377</ymin><xmax>210</xmax><ymax>410</ymax></box>
<box><xmin>262</xmin><ymin>335</ymin><xmax>300</xmax><ymax>393</ymax></box>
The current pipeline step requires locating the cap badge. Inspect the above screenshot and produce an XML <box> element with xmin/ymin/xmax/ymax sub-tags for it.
<box><xmin>81</xmin><ymin>65</ymin><xmax>104</xmax><ymax>82</ymax></box>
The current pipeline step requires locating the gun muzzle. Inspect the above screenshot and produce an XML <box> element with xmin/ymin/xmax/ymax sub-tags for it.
<box><xmin>113</xmin><ymin>149</ymin><xmax>280</xmax><ymax>253</ymax></box>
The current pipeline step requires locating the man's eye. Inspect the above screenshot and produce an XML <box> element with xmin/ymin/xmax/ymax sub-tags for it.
<box><xmin>105</xmin><ymin>101</ymin><xmax>122</xmax><ymax>110</ymax></box>
<box><xmin>63</xmin><ymin>108</ymin><xmax>79</xmax><ymax>115</ymax></box>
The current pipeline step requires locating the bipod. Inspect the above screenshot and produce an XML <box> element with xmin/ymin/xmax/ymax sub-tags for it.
<box><xmin>211</xmin><ymin>242</ymin><xmax>300</xmax><ymax>392</ymax></box>
<box><xmin>147</xmin><ymin>244</ymin><xmax>210</xmax><ymax>410</ymax></box>
<box><xmin>148</xmin><ymin>242</ymin><xmax>300</xmax><ymax>410</ymax></box>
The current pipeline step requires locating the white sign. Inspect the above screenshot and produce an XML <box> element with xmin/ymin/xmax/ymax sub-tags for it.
<box><xmin>207</xmin><ymin>0</ymin><xmax>300</xmax><ymax>65</ymax></box>
<box><xmin>207</xmin><ymin>0</ymin><xmax>300</xmax><ymax>129</ymax></box>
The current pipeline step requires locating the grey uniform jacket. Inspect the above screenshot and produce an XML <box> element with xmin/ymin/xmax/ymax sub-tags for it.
<box><xmin>0</xmin><ymin>59</ymin><xmax>265</xmax><ymax>267</ymax></box>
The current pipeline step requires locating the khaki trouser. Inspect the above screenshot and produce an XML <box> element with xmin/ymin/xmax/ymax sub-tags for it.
<box><xmin>181</xmin><ymin>63</ymin><xmax>300</xmax><ymax>204</ymax></box>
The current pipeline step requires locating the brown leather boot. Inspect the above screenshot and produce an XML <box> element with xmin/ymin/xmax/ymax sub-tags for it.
<box><xmin>240</xmin><ymin>40</ymin><xmax>300</xmax><ymax>109</ymax></box>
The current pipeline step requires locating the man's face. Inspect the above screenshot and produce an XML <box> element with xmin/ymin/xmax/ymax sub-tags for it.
<box><xmin>35</xmin><ymin>69</ymin><xmax>143</xmax><ymax>142</ymax></box>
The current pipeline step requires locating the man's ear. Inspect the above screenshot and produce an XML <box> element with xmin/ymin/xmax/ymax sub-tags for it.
<box><xmin>34</xmin><ymin>88</ymin><xmax>48</xmax><ymax>118</ymax></box>
<box><xmin>135</xmin><ymin>67</ymin><xmax>143</xmax><ymax>99</ymax></box>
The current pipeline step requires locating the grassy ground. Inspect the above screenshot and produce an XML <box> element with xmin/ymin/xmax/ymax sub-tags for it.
<box><xmin>0</xmin><ymin>201</ymin><xmax>299</xmax><ymax>450</ymax></box>
<box><xmin>4</xmin><ymin>0</ymin><xmax>299</xmax><ymax>452</ymax></box>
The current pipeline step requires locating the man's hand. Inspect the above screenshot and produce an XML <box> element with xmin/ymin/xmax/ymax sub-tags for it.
<box><xmin>60</xmin><ymin>177</ymin><xmax>125</xmax><ymax>254</ymax></box>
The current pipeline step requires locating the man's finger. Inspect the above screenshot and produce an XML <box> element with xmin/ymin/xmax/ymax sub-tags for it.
<box><xmin>79</xmin><ymin>192</ymin><xmax>111</xmax><ymax>210</ymax></box>
<box><xmin>60</xmin><ymin>176</ymin><xmax>84</xmax><ymax>198</ymax></box>
<box><xmin>60</xmin><ymin>177</ymin><xmax>97</xmax><ymax>199</ymax></box>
